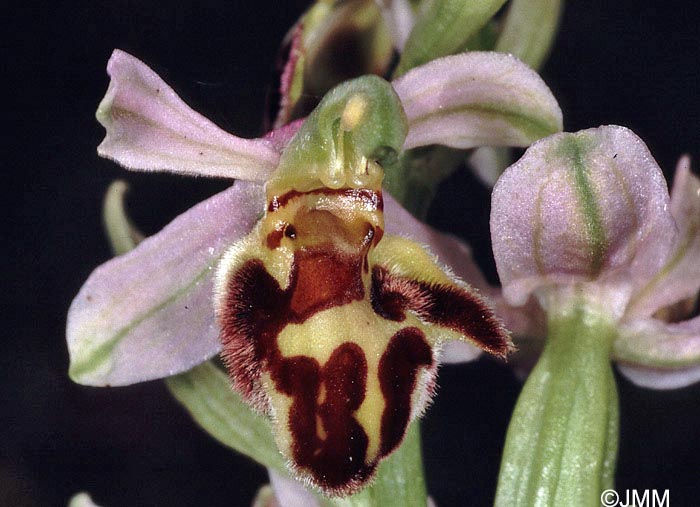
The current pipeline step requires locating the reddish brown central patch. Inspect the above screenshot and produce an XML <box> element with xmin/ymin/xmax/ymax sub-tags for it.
<box><xmin>291</xmin><ymin>248</ymin><xmax>365</xmax><ymax>316</ymax></box>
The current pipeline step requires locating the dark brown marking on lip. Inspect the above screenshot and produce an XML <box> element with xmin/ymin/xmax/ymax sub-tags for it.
<box><xmin>289</xmin><ymin>342</ymin><xmax>373</xmax><ymax>493</ymax></box>
<box><xmin>219</xmin><ymin>247</ymin><xmax>376</xmax><ymax>493</ymax></box>
<box><xmin>370</xmin><ymin>267</ymin><xmax>512</xmax><ymax>358</ymax></box>
<box><xmin>218</xmin><ymin>259</ymin><xmax>284</xmax><ymax>410</ymax></box>
<box><xmin>219</xmin><ymin>247</ymin><xmax>365</xmax><ymax>402</ymax></box>
<box><xmin>268</xmin><ymin>188</ymin><xmax>383</xmax><ymax>212</ymax></box>
<box><xmin>378</xmin><ymin>327</ymin><xmax>432</xmax><ymax>456</ymax></box>
<box><xmin>370</xmin><ymin>267</ymin><xmax>429</xmax><ymax>322</ymax></box>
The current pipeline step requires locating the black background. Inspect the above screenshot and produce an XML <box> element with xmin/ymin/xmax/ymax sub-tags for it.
<box><xmin>5</xmin><ymin>1</ymin><xmax>700</xmax><ymax>506</ymax></box>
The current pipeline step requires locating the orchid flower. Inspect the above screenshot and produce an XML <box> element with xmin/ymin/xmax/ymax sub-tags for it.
<box><xmin>489</xmin><ymin>125</ymin><xmax>700</xmax><ymax>507</ymax></box>
<box><xmin>68</xmin><ymin>47</ymin><xmax>560</xmax><ymax>385</ymax></box>
<box><xmin>67</xmin><ymin>47</ymin><xmax>560</xmax><ymax>500</ymax></box>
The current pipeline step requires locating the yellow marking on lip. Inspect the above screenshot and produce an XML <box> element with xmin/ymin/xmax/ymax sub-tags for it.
<box><xmin>276</xmin><ymin>301</ymin><xmax>411</xmax><ymax>460</ymax></box>
<box><xmin>316</xmin><ymin>414</ymin><xmax>327</xmax><ymax>441</ymax></box>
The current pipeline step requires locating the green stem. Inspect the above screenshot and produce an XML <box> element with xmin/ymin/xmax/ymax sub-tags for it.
<box><xmin>494</xmin><ymin>304</ymin><xmax>619</xmax><ymax>507</ymax></box>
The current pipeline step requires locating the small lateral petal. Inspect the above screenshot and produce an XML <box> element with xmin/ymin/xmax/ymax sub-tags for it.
<box><xmin>626</xmin><ymin>156</ymin><xmax>700</xmax><ymax>318</ymax></box>
<box><xmin>67</xmin><ymin>181</ymin><xmax>264</xmax><ymax>386</ymax></box>
<box><xmin>262</xmin><ymin>118</ymin><xmax>305</xmax><ymax>153</ymax></box>
<box><xmin>616</xmin><ymin>363</ymin><xmax>700</xmax><ymax>390</ymax></box>
<box><xmin>393</xmin><ymin>52</ymin><xmax>562</xmax><ymax>150</ymax></box>
<box><xmin>96</xmin><ymin>49</ymin><xmax>280</xmax><ymax>181</ymax></box>
<box><xmin>274</xmin><ymin>23</ymin><xmax>306</xmax><ymax>129</ymax></box>
<box><xmin>613</xmin><ymin>316</ymin><xmax>700</xmax><ymax>371</ymax></box>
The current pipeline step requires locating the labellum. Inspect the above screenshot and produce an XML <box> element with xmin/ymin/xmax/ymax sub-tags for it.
<box><xmin>214</xmin><ymin>76</ymin><xmax>512</xmax><ymax>495</ymax></box>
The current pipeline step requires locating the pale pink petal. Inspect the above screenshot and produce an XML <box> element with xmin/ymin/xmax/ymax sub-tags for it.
<box><xmin>393</xmin><ymin>52</ymin><xmax>562</xmax><ymax>151</ymax></box>
<box><xmin>616</xmin><ymin>364</ymin><xmax>700</xmax><ymax>390</ymax></box>
<box><xmin>67</xmin><ymin>181</ymin><xmax>265</xmax><ymax>386</ymax></box>
<box><xmin>613</xmin><ymin>315</ymin><xmax>700</xmax><ymax>372</ymax></box>
<box><xmin>267</xmin><ymin>470</ymin><xmax>321</xmax><ymax>507</ymax></box>
<box><xmin>626</xmin><ymin>156</ymin><xmax>700</xmax><ymax>318</ymax></box>
<box><xmin>491</xmin><ymin>126</ymin><xmax>676</xmax><ymax>306</ymax></box>
<box><xmin>374</xmin><ymin>0</ymin><xmax>415</xmax><ymax>51</ymax></box>
<box><xmin>96</xmin><ymin>49</ymin><xmax>280</xmax><ymax>181</ymax></box>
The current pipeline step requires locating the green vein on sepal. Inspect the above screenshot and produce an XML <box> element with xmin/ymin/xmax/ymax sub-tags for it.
<box><xmin>557</xmin><ymin>135</ymin><xmax>608</xmax><ymax>275</ymax></box>
<box><xmin>68</xmin><ymin>259</ymin><xmax>216</xmax><ymax>382</ymax></box>
<box><xmin>411</xmin><ymin>102</ymin><xmax>561</xmax><ymax>146</ymax></box>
